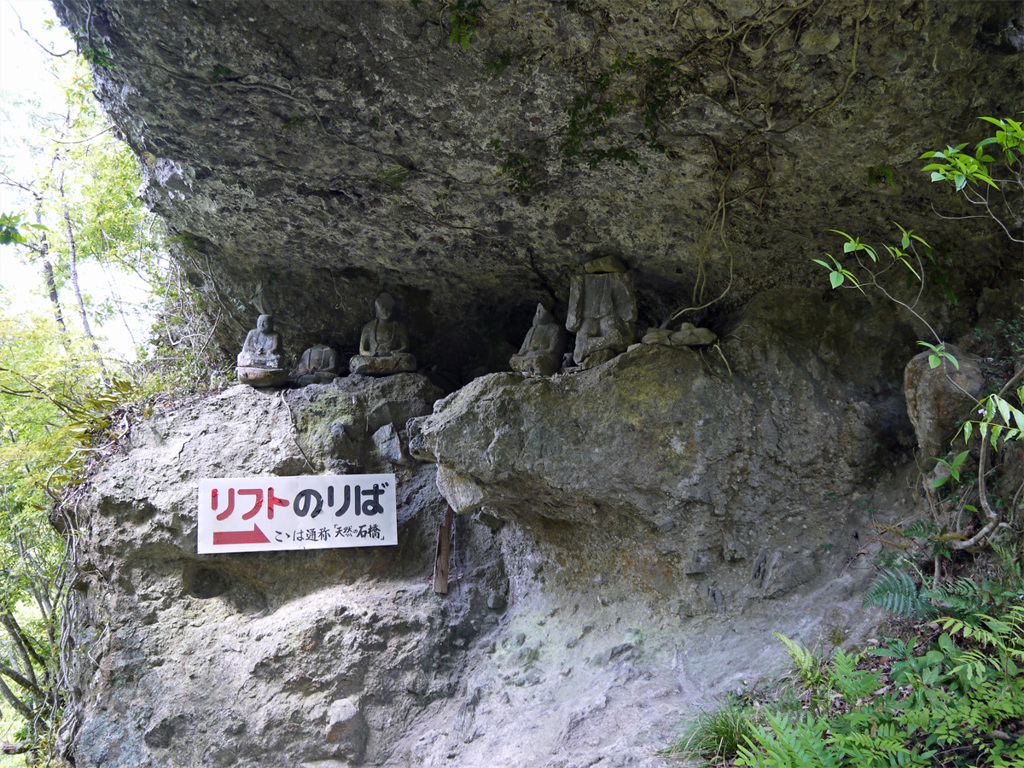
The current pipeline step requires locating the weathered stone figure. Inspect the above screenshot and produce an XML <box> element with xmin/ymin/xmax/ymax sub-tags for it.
<box><xmin>566</xmin><ymin>257</ymin><xmax>637</xmax><ymax>369</ymax></box>
<box><xmin>294</xmin><ymin>344</ymin><xmax>339</xmax><ymax>385</ymax></box>
<box><xmin>349</xmin><ymin>292</ymin><xmax>417</xmax><ymax>375</ymax></box>
<box><xmin>510</xmin><ymin>303</ymin><xmax>568</xmax><ymax>376</ymax></box>
<box><xmin>236</xmin><ymin>314</ymin><xmax>289</xmax><ymax>387</ymax></box>
<box><xmin>642</xmin><ymin>323</ymin><xmax>718</xmax><ymax>347</ymax></box>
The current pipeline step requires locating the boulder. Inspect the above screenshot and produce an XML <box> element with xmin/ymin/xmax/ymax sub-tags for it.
<box><xmin>904</xmin><ymin>346</ymin><xmax>985</xmax><ymax>460</ymax></box>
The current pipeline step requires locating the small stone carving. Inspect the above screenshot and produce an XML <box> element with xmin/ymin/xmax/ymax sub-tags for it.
<box><xmin>294</xmin><ymin>344</ymin><xmax>339</xmax><ymax>385</ymax></box>
<box><xmin>642</xmin><ymin>323</ymin><xmax>717</xmax><ymax>348</ymax></box>
<box><xmin>510</xmin><ymin>303</ymin><xmax>568</xmax><ymax>376</ymax></box>
<box><xmin>566</xmin><ymin>257</ymin><xmax>637</xmax><ymax>369</ymax></box>
<box><xmin>349</xmin><ymin>292</ymin><xmax>417</xmax><ymax>376</ymax></box>
<box><xmin>236</xmin><ymin>314</ymin><xmax>289</xmax><ymax>387</ymax></box>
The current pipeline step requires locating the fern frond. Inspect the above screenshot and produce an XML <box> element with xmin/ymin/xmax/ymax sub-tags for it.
<box><xmin>902</xmin><ymin>519</ymin><xmax>937</xmax><ymax>539</ymax></box>
<box><xmin>864</xmin><ymin>569</ymin><xmax>936</xmax><ymax>619</ymax></box>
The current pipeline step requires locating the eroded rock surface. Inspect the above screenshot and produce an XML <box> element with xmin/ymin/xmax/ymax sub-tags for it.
<box><xmin>66</xmin><ymin>290</ymin><xmax>917</xmax><ymax>768</ymax></box>
<box><xmin>414</xmin><ymin>289</ymin><xmax>913</xmax><ymax>608</ymax></box>
<box><xmin>70</xmin><ymin>375</ymin><xmax>508</xmax><ymax>767</ymax></box>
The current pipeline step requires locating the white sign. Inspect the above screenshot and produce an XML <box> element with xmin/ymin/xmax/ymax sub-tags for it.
<box><xmin>198</xmin><ymin>474</ymin><xmax>397</xmax><ymax>554</ymax></box>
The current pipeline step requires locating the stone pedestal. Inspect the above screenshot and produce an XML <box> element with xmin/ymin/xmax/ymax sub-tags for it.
<box><xmin>349</xmin><ymin>352</ymin><xmax>417</xmax><ymax>376</ymax></box>
<box><xmin>236</xmin><ymin>366</ymin><xmax>289</xmax><ymax>387</ymax></box>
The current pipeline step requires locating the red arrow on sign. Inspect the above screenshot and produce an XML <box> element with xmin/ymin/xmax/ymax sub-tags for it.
<box><xmin>213</xmin><ymin>525</ymin><xmax>270</xmax><ymax>546</ymax></box>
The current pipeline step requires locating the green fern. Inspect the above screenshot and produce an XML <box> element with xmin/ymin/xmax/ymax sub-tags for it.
<box><xmin>690</xmin><ymin>597</ymin><xmax>1024</xmax><ymax>768</ymax></box>
<box><xmin>936</xmin><ymin>574</ymin><xmax>1024</xmax><ymax>626</ymax></box>
<box><xmin>449</xmin><ymin>0</ymin><xmax>481</xmax><ymax>51</ymax></box>
<box><xmin>829</xmin><ymin>649</ymin><xmax>878</xmax><ymax>701</ymax></box>
<box><xmin>736</xmin><ymin>712</ymin><xmax>844</xmax><ymax>768</ymax></box>
<box><xmin>863</xmin><ymin>568</ymin><xmax>937</xmax><ymax>619</ymax></box>
<box><xmin>774</xmin><ymin>632</ymin><xmax>830</xmax><ymax>689</ymax></box>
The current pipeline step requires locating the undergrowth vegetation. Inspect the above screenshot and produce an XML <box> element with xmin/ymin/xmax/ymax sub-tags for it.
<box><xmin>664</xmin><ymin>553</ymin><xmax>1024</xmax><ymax>767</ymax></box>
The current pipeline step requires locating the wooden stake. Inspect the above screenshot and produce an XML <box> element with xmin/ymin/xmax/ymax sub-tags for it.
<box><xmin>432</xmin><ymin>505</ymin><xmax>454</xmax><ymax>594</ymax></box>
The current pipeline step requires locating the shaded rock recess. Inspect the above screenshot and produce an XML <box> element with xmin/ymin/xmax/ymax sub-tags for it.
<box><xmin>51</xmin><ymin>0</ymin><xmax>1024</xmax><ymax>381</ymax></box>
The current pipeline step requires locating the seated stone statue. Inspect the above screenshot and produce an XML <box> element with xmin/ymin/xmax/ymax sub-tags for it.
<box><xmin>566</xmin><ymin>257</ymin><xmax>637</xmax><ymax>369</ymax></box>
<box><xmin>510</xmin><ymin>303</ymin><xmax>568</xmax><ymax>376</ymax></box>
<box><xmin>348</xmin><ymin>292</ymin><xmax>417</xmax><ymax>376</ymax></box>
<box><xmin>293</xmin><ymin>344</ymin><xmax>339</xmax><ymax>385</ymax></box>
<box><xmin>237</xmin><ymin>314</ymin><xmax>289</xmax><ymax>387</ymax></box>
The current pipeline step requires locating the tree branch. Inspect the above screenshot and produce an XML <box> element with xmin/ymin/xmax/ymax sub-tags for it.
<box><xmin>0</xmin><ymin>674</ymin><xmax>34</xmax><ymax>721</ymax></box>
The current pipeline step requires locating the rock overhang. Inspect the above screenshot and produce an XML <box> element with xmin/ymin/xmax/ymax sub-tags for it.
<box><xmin>50</xmin><ymin>0</ymin><xmax>1024</xmax><ymax>381</ymax></box>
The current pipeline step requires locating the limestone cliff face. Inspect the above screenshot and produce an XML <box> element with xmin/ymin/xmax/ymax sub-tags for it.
<box><xmin>67</xmin><ymin>290</ymin><xmax>915</xmax><ymax>767</ymax></box>
<box><xmin>46</xmin><ymin>1</ymin><xmax>1022</xmax><ymax>764</ymax></box>
<box><xmin>51</xmin><ymin>0</ymin><xmax>1023</xmax><ymax>380</ymax></box>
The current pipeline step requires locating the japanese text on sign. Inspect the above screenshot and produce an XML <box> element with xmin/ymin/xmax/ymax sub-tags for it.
<box><xmin>197</xmin><ymin>474</ymin><xmax>397</xmax><ymax>554</ymax></box>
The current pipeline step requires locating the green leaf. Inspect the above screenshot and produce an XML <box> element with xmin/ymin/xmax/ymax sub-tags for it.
<box><xmin>951</xmin><ymin>449</ymin><xmax>969</xmax><ymax>470</ymax></box>
<box><xmin>996</xmin><ymin>396</ymin><xmax>1011</xmax><ymax>425</ymax></box>
<box><xmin>1012</xmin><ymin>406</ymin><xmax>1024</xmax><ymax>433</ymax></box>
<box><xmin>899</xmin><ymin>258</ymin><xmax>921</xmax><ymax>280</ymax></box>
<box><xmin>829</xmin><ymin>271</ymin><xmax>845</xmax><ymax>289</ymax></box>
<box><xmin>985</xmin><ymin>398</ymin><xmax>997</xmax><ymax>421</ymax></box>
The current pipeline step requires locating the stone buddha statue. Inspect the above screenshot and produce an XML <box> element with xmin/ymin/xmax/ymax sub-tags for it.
<box><xmin>236</xmin><ymin>314</ymin><xmax>289</xmax><ymax>386</ymax></box>
<box><xmin>348</xmin><ymin>292</ymin><xmax>417</xmax><ymax>375</ymax></box>
<box><xmin>294</xmin><ymin>344</ymin><xmax>339</xmax><ymax>385</ymax></box>
<box><xmin>566</xmin><ymin>256</ymin><xmax>637</xmax><ymax>369</ymax></box>
<box><xmin>510</xmin><ymin>303</ymin><xmax>568</xmax><ymax>376</ymax></box>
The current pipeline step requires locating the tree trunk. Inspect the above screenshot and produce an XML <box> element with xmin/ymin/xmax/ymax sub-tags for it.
<box><xmin>33</xmin><ymin>207</ymin><xmax>69</xmax><ymax>343</ymax></box>
<box><xmin>57</xmin><ymin>172</ymin><xmax>107</xmax><ymax>379</ymax></box>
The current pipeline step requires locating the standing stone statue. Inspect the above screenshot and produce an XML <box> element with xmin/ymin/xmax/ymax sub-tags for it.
<box><xmin>236</xmin><ymin>314</ymin><xmax>289</xmax><ymax>387</ymax></box>
<box><xmin>566</xmin><ymin>256</ymin><xmax>637</xmax><ymax>369</ymax></box>
<box><xmin>349</xmin><ymin>292</ymin><xmax>417</xmax><ymax>375</ymax></box>
<box><xmin>294</xmin><ymin>344</ymin><xmax>339</xmax><ymax>385</ymax></box>
<box><xmin>510</xmin><ymin>303</ymin><xmax>568</xmax><ymax>376</ymax></box>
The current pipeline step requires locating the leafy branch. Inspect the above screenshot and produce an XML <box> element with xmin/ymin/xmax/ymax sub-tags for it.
<box><xmin>814</xmin><ymin>223</ymin><xmax>942</xmax><ymax>345</ymax></box>
<box><xmin>922</xmin><ymin>116</ymin><xmax>1024</xmax><ymax>245</ymax></box>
